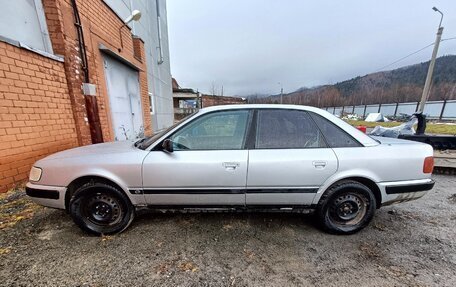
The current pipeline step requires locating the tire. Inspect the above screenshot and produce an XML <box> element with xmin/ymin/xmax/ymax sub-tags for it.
<box><xmin>316</xmin><ymin>180</ymin><xmax>376</xmax><ymax>235</ymax></box>
<box><xmin>69</xmin><ymin>182</ymin><xmax>135</xmax><ymax>235</ymax></box>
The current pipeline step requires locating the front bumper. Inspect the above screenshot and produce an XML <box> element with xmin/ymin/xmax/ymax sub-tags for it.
<box><xmin>380</xmin><ymin>178</ymin><xmax>435</xmax><ymax>206</ymax></box>
<box><xmin>25</xmin><ymin>182</ymin><xmax>66</xmax><ymax>209</ymax></box>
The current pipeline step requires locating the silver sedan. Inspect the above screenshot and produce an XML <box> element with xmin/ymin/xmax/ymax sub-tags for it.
<box><xmin>26</xmin><ymin>104</ymin><xmax>435</xmax><ymax>235</ymax></box>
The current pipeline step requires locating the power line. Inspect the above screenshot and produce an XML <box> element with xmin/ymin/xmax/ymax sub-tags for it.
<box><xmin>376</xmin><ymin>36</ymin><xmax>456</xmax><ymax>72</ymax></box>
<box><xmin>376</xmin><ymin>42</ymin><xmax>434</xmax><ymax>72</ymax></box>
<box><xmin>441</xmin><ymin>36</ymin><xmax>456</xmax><ymax>42</ymax></box>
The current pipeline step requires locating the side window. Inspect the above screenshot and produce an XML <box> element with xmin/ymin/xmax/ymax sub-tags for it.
<box><xmin>309</xmin><ymin>112</ymin><xmax>362</xmax><ymax>148</ymax></box>
<box><xmin>256</xmin><ymin>110</ymin><xmax>326</xmax><ymax>149</ymax></box>
<box><xmin>170</xmin><ymin>110</ymin><xmax>250</xmax><ymax>150</ymax></box>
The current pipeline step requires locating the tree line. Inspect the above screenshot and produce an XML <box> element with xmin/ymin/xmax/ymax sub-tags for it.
<box><xmin>248</xmin><ymin>55</ymin><xmax>456</xmax><ymax>107</ymax></box>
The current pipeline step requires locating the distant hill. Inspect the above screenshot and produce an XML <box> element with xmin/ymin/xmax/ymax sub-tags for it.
<box><xmin>249</xmin><ymin>55</ymin><xmax>456</xmax><ymax>107</ymax></box>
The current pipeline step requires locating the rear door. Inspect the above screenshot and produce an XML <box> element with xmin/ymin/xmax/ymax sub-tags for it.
<box><xmin>246</xmin><ymin>109</ymin><xmax>338</xmax><ymax>206</ymax></box>
<box><xmin>142</xmin><ymin>109</ymin><xmax>252</xmax><ymax>206</ymax></box>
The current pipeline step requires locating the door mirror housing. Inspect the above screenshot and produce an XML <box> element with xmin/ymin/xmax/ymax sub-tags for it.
<box><xmin>162</xmin><ymin>139</ymin><xmax>173</xmax><ymax>153</ymax></box>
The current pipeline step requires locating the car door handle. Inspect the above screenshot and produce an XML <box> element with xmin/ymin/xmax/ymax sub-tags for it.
<box><xmin>223</xmin><ymin>162</ymin><xmax>240</xmax><ymax>170</ymax></box>
<box><xmin>313</xmin><ymin>161</ymin><xmax>327</xmax><ymax>169</ymax></box>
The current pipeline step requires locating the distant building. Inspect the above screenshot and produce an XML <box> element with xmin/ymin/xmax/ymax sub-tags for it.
<box><xmin>201</xmin><ymin>95</ymin><xmax>247</xmax><ymax>108</ymax></box>
<box><xmin>172</xmin><ymin>78</ymin><xmax>200</xmax><ymax>121</ymax></box>
<box><xmin>172</xmin><ymin>78</ymin><xmax>247</xmax><ymax>121</ymax></box>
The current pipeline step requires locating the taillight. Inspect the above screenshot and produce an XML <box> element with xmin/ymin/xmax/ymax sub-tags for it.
<box><xmin>423</xmin><ymin>156</ymin><xmax>434</xmax><ymax>174</ymax></box>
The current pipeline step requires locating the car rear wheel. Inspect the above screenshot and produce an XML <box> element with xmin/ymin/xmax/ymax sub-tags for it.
<box><xmin>316</xmin><ymin>180</ymin><xmax>376</xmax><ymax>234</ymax></box>
<box><xmin>69</xmin><ymin>183</ymin><xmax>135</xmax><ymax>235</ymax></box>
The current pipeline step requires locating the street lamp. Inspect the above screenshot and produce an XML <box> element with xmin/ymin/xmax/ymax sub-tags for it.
<box><xmin>432</xmin><ymin>7</ymin><xmax>443</xmax><ymax>28</ymax></box>
<box><xmin>119</xmin><ymin>10</ymin><xmax>142</xmax><ymax>50</ymax></box>
<box><xmin>418</xmin><ymin>7</ymin><xmax>444</xmax><ymax>112</ymax></box>
<box><xmin>124</xmin><ymin>10</ymin><xmax>142</xmax><ymax>24</ymax></box>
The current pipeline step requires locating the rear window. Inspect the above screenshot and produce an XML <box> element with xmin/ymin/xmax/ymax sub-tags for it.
<box><xmin>256</xmin><ymin>109</ymin><xmax>326</xmax><ymax>149</ymax></box>
<box><xmin>309</xmin><ymin>112</ymin><xmax>362</xmax><ymax>148</ymax></box>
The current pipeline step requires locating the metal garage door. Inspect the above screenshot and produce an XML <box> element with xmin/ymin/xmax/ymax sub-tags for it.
<box><xmin>103</xmin><ymin>55</ymin><xmax>143</xmax><ymax>141</ymax></box>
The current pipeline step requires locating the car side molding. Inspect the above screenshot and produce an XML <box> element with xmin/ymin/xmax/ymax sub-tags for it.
<box><xmin>129</xmin><ymin>188</ymin><xmax>319</xmax><ymax>195</ymax></box>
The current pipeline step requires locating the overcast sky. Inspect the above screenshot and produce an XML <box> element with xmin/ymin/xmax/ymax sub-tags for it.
<box><xmin>167</xmin><ymin>1</ymin><xmax>456</xmax><ymax>96</ymax></box>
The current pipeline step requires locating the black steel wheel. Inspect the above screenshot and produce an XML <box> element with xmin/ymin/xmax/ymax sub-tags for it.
<box><xmin>69</xmin><ymin>182</ymin><xmax>135</xmax><ymax>235</ymax></box>
<box><xmin>316</xmin><ymin>180</ymin><xmax>376</xmax><ymax>234</ymax></box>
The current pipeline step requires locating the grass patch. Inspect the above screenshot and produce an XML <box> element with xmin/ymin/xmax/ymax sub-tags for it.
<box><xmin>346</xmin><ymin>120</ymin><xmax>456</xmax><ymax>135</ymax></box>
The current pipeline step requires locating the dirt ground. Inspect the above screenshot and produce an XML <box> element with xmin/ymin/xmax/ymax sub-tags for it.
<box><xmin>1</xmin><ymin>174</ymin><xmax>455</xmax><ymax>287</ymax></box>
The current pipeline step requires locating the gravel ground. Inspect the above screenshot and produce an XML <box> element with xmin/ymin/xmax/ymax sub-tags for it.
<box><xmin>1</xmin><ymin>174</ymin><xmax>455</xmax><ymax>287</ymax></box>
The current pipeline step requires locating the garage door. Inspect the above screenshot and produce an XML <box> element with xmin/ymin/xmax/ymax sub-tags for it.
<box><xmin>103</xmin><ymin>55</ymin><xmax>143</xmax><ymax>141</ymax></box>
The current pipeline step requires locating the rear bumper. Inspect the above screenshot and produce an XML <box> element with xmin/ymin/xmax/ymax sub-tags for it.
<box><xmin>385</xmin><ymin>180</ymin><xmax>435</xmax><ymax>194</ymax></box>
<box><xmin>380</xmin><ymin>178</ymin><xmax>435</xmax><ymax>206</ymax></box>
<box><xmin>25</xmin><ymin>182</ymin><xmax>66</xmax><ymax>209</ymax></box>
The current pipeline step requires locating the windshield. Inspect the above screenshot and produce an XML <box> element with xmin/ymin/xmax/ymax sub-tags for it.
<box><xmin>135</xmin><ymin>113</ymin><xmax>196</xmax><ymax>149</ymax></box>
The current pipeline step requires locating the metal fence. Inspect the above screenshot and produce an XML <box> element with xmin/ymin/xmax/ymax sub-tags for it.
<box><xmin>324</xmin><ymin>100</ymin><xmax>456</xmax><ymax>120</ymax></box>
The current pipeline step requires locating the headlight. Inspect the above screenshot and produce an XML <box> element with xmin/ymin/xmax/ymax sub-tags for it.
<box><xmin>29</xmin><ymin>167</ymin><xmax>42</xmax><ymax>182</ymax></box>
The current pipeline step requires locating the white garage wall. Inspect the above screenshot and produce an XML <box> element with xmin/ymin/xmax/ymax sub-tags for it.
<box><xmin>103</xmin><ymin>55</ymin><xmax>144</xmax><ymax>141</ymax></box>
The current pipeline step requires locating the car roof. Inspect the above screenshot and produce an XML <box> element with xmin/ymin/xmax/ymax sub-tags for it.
<box><xmin>198</xmin><ymin>104</ymin><xmax>378</xmax><ymax>147</ymax></box>
<box><xmin>199</xmin><ymin>104</ymin><xmax>317</xmax><ymax>113</ymax></box>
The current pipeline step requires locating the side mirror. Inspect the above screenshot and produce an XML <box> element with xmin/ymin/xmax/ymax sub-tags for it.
<box><xmin>162</xmin><ymin>139</ymin><xmax>173</xmax><ymax>153</ymax></box>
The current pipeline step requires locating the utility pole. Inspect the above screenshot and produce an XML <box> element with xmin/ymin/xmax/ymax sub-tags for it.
<box><xmin>418</xmin><ymin>7</ymin><xmax>444</xmax><ymax>112</ymax></box>
<box><xmin>196</xmin><ymin>89</ymin><xmax>201</xmax><ymax>109</ymax></box>
<box><xmin>280</xmin><ymin>87</ymin><xmax>283</xmax><ymax>104</ymax></box>
<box><xmin>278</xmin><ymin>82</ymin><xmax>283</xmax><ymax>104</ymax></box>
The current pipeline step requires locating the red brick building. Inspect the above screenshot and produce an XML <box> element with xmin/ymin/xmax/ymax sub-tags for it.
<box><xmin>0</xmin><ymin>0</ymin><xmax>153</xmax><ymax>192</ymax></box>
<box><xmin>201</xmin><ymin>95</ymin><xmax>247</xmax><ymax>107</ymax></box>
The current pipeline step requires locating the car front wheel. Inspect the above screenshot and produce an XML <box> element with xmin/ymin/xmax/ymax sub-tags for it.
<box><xmin>316</xmin><ymin>180</ymin><xmax>376</xmax><ymax>234</ymax></box>
<box><xmin>69</xmin><ymin>183</ymin><xmax>135</xmax><ymax>235</ymax></box>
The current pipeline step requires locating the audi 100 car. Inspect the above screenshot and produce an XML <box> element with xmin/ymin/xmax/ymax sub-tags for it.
<box><xmin>26</xmin><ymin>105</ymin><xmax>435</xmax><ymax>235</ymax></box>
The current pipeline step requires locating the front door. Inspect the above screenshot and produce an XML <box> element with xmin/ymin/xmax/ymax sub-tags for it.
<box><xmin>103</xmin><ymin>55</ymin><xmax>143</xmax><ymax>141</ymax></box>
<box><xmin>142</xmin><ymin>109</ymin><xmax>252</xmax><ymax>206</ymax></box>
<box><xmin>246</xmin><ymin>109</ymin><xmax>338</xmax><ymax>206</ymax></box>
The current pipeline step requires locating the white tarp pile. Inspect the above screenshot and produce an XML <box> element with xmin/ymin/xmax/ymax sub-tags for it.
<box><xmin>342</xmin><ymin>114</ymin><xmax>361</xmax><ymax>121</ymax></box>
<box><xmin>370</xmin><ymin>116</ymin><xmax>417</xmax><ymax>138</ymax></box>
<box><xmin>365</xmin><ymin>113</ymin><xmax>389</xmax><ymax>122</ymax></box>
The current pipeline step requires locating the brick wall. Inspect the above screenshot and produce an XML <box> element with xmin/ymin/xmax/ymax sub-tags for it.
<box><xmin>201</xmin><ymin>95</ymin><xmax>247</xmax><ymax>108</ymax></box>
<box><xmin>42</xmin><ymin>0</ymin><xmax>94</xmax><ymax>146</ymax></box>
<box><xmin>0</xmin><ymin>0</ymin><xmax>152</xmax><ymax>192</ymax></box>
<box><xmin>42</xmin><ymin>0</ymin><xmax>152</xmax><ymax>143</ymax></box>
<box><xmin>0</xmin><ymin>41</ymin><xmax>78</xmax><ymax>191</ymax></box>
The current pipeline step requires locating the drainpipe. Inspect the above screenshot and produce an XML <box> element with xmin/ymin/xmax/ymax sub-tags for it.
<box><xmin>70</xmin><ymin>0</ymin><xmax>103</xmax><ymax>143</ymax></box>
<box><xmin>156</xmin><ymin>0</ymin><xmax>164</xmax><ymax>64</ymax></box>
